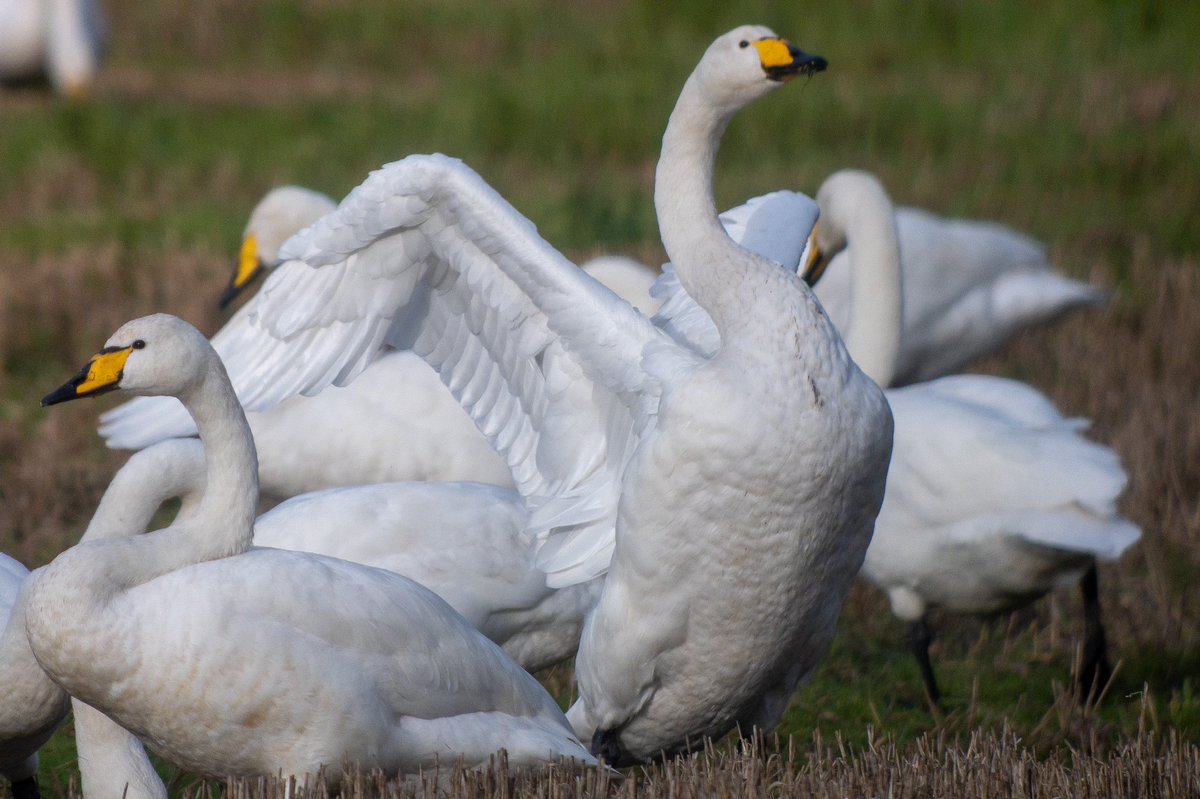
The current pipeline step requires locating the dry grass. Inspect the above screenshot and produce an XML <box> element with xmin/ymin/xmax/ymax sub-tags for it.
<box><xmin>31</xmin><ymin>728</ymin><xmax>1200</xmax><ymax>799</ymax></box>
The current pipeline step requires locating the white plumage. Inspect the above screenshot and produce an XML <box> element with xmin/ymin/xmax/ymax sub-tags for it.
<box><xmin>91</xmin><ymin>436</ymin><xmax>599</xmax><ymax>672</ymax></box>
<box><xmin>0</xmin><ymin>0</ymin><xmax>104</xmax><ymax>96</ymax></box>
<box><xmin>86</xmin><ymin>27</ymin><xmax>892</xmax><ymax>763</ymax></box>
<box><xmin>103</xmin><ymin>191</ymin><xmax>678</xmax><ymax>497</ymax></box>
<box><xmin>31</xmin><ymin>314</ymin><xmax>596</xmax><ymax>785</ymax></box>
<box><xmin>808</xmin><ymin>170</ymin><xmax>1139</xmax><ymax>700</ymax></box>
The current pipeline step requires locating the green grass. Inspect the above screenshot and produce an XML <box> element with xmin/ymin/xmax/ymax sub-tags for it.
<box><xmin>3</xmin><ymin>0</ymin><xmax>1200</xmax><ymax>793</ymax></box>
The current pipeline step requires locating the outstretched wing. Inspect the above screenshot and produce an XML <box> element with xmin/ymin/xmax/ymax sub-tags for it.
<box><xmin>102</xmin><ymin>154</ymin><xmax>701</xmax><ymax>586</ymax></box>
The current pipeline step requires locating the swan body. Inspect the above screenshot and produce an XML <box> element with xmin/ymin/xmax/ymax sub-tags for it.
<box><xmin>0</xmin><ymin>0</ymin><xmax>104</xmax><ymax>96</ymax></box>
<box><xmin>1</xmin><ymin>554</ymin><xmax>68</xmax><ymax>799</ymax></box>
<box><xmin>86</xmin><ymin>28</ymin><xmax>892</xmax><ymax>764</ymax></box>
<box><xmin>813</xmin><ymin>201</ymin><xmax>1106</xmax><ymax>385</ymax></box>
<box><xmin>31</xmin><ymin>315</ymin><xmax>595</xmax><ymax>784</ymax></box>
<box><xmin>96</xmin><ymin>436</ymin><xmax>599</xmax><ymax>672</ymax></box>
<box><xmin>808</xmin><ymin>170</ymin><xmax>1139</xmax><ymax>699</ymax></box>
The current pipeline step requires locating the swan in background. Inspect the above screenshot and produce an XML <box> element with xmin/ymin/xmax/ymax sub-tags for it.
<box><xmin>92</xmin><ymin>436</ymin><xmax>600</xmax><ymax>672</ymax></box>
<box><xmin>0</xmin><ymin>0</ymin><xmax>105</xmax><ymax>97</ymax></box>
<box><xmin>812</xmin><ymin>193</ymin><xmax>1106</xmax><ymax>385</ymax></box>
<box><xmin>806</xmin><ymin>170</ymin><xmax>1140</xmax><ymax>702</ymax></box>
<box><xmin>32</xmin><ymin>314</ymin><xmax>596</xmax><ymax>785</ymax></box>
<box><xmin>1</xmin><ymin>554</ymin><xmax>67</xmax><ymax>799</ymax></box>
<box><xmin>89</xmin><ymin>27</ymin><xmax>891</xmax><ymax>764</ymax></box>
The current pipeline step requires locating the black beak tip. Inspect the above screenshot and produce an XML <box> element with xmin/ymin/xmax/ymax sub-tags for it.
<box><xmin>218</xmin><ymin>283</ymin><xmax>239</xmax><ymax>309</ymax></box>
<box><xmin>42</xmin><ymin>384</ymin><xmax>77</xmax><ymax>407</ymax></box>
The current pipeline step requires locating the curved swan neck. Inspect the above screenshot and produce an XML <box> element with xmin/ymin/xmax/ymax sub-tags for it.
<box><xmin>81</xmin><ymin>440</ymin><xmax>208</xmax><ymax>543</ymax></box>
<box><xmin>819</xmin><ymin>173</ymin><xmax>904</xmax><ymax>387</ymax></box>
<box><xmin>655</xmin><ymin>73</ymin><xmax>763</xmax><ymax>341</ymax></box>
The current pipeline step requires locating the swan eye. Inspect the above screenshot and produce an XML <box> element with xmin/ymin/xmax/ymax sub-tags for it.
<box><xmin>739</xmin><ymin>40</ymin><xmax>749</xmax><ymax>49</ymax></box>
<box><xmin>132</xmin><ymin>340</ymin><xmax>146</xmax><ymax>350</ymax></box>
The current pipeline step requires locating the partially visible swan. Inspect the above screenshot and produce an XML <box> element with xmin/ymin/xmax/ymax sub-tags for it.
<box><xmin>87</xmin><ymin>27</ymin><xmax>891</xmax><ymax>764</ymax></box>
<box><xmin>0</xmin><ymin>0</ymin><xmax>105</xmax><ymax>97</ymax></box>
<box><xmin>33</xmin><ymin>314</ymin><xmax>596</xmax><ymax>784</ymax></box>
<box><xmin>812</xmin><ymin>191</ymin><xmax>1106</xmax><ymax>385</ymax></box>
<box><xmin>91</xmin><ymin>436</ymin><xmax>599</xmax><ymax>672</ymax></box>
<box><xmin>1</xmin><ymin>554</ymin><xmax>67</xmax><ymax>799</ymax></box>
<box><xmin>807</xmin><ymin>170</ymin><xmax>1140</xmax><ymax>701</ymax></box>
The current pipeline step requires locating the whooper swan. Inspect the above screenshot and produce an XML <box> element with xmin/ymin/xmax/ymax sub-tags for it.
<box><xmin>808</xmin><ymin>170</ymin><xmax>1139</xmax><ymax>702</ymax></box>
<box><xmin>32</xmin><ymin>314</ymin><xmax>596</xmax><ymax>785</ymax></box>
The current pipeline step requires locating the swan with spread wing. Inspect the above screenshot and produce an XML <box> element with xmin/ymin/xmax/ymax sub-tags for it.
<box><xmin>91</xmin><ymin>26</ymin><xmax>893</xmax><ymax>763</ymax></box>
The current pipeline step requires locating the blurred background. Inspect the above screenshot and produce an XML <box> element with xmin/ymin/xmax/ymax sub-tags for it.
<box><xmin>1</xmin><ymin>0</ymin><xmax>1198</xmax><ymax>788</ymax></box>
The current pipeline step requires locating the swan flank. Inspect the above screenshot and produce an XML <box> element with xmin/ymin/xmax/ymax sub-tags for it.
<box><xmin>0</xmin><ymin>0</ymin><xmax>105</xmax><ymax>97</ymax></box>
<box><xmin>805</xmin><ymin>170</ymin><xmax>1140</xmax><ymax>701</ymax></box>
<box><xmin>32</xmin><ymin>314</ymin><xmax>596</xmax><ymax>785</ymax></box>
<box><xmin>86</xmin><ymin>26</ymin><xmax>892</xmax><ymax>763</ymax></box>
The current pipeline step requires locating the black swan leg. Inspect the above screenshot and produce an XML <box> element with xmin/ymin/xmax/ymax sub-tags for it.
<box><xmin>908</xmin><ymin>617</ymin><xmax>941</xmax><ymax>707</ymax></box>
<box><xmin>1078</xmin><ymin>563</ymin><xmax>1112</xmax><ymax>700</ymax></box>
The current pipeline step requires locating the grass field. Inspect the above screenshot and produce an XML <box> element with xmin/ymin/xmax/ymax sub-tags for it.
<box><xmin>2</xmin><ymin>1</ymin><xmax>1199</xmax><ymax>795</ymax></box>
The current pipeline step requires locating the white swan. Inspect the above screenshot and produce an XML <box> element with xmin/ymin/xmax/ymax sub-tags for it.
<box><xmin>0</xmin><ymin>0</ymin><xmax>104</xmax><ymax>97</ymax></box>
<box><xmin>806</xmin><ymin>170</ymin><xmax>1140</xmax><ymax>701</ymax></box>
<box><xmin>32</xmin><ymin>314</ymin><xmax>596</xmax><ymax>785</ymax></box>
<box><xmin>85</xmin><ymin>27</ymin><xmax>892</xmax><ymax>763</ymax></box>
<box><xmin>811</xmin><ymin>189</ymin><xmax>1106</xmax><ymax>385</ymax></box>
<box><xmin>1</xmin><ymin>554</ymin><xmax>68</xmax><ymax>799</ymax></box>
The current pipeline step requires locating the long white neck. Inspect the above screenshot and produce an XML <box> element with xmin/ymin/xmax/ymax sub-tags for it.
<box><xmin>655</xmin><ymin>73</ymin><xmax>770</xmax><ymax>345</ymax></box>
<box><xmin>822</xmin><ymin>175</ymin><xmax>904</xmax><ymax>387</ymax></box>
<box><xmin>163</xmin><ymin>354</ymin><xmax>260</xmax><ymax>563</ymax></box>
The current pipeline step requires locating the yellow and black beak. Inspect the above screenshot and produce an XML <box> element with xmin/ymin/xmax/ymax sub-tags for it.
<box><xmin>753</xmin><ymin>38</ymin><xmax>827</xmax><ymax>82</ymax></box>
<box><xmin>800</xmin><ymin>229</ymin><xmax>831</xmax><ymax>287</ymax></box>
<box><xmin>219</xmin><ymin>234</ymin><xmax>265</xmax><ymax>309</ymax></box>
<box><xmin>42</xmin><ymin>345</ymin><xmax>134</xmax><ymax>406</ymax></box>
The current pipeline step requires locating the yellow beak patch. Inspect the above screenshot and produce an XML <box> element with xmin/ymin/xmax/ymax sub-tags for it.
<box><xmin>800</xmin><ymin>228</ymin><xmax>831</xmax><ymax>287</ymax></box>
<box><xmin>753</xmin><ymin>38</ymin><xmax>795</xmax><ymax>69</ymax></box>
<box><xmin>235</xmin><ymin>235</ymin><xmax>262</xmax><ymax>290</ymax></box>
<box><xmin>76</xmin><ymin>347</ymin><xmax>134</xmax><ymax>396</ymax></box>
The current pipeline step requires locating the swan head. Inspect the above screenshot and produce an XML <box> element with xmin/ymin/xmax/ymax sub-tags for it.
<box><xmin>802</xmin><ymin>170</ymin><xmax>894</xmax><ymax>286</ymax></box>
<box><xmin>691</xmin><ymin>25</ymin><xmax>827</xmax><ymax>112</ymax></box>
<box><xmin>42</xmin><ymin>314</ymin><xmax>214</xmax><ymax>405</ymax></box>
<box><xmin>219</xmin><ymin>186</ymin><xmax>337</xmax><ymax>308</ymax></box>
